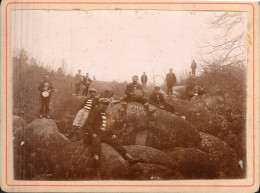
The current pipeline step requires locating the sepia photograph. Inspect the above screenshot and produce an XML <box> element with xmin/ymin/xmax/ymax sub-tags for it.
<box><xmin>0</xmin><ymin>1</ymin><xmax>259</xmax><ymax>192</ymax></box>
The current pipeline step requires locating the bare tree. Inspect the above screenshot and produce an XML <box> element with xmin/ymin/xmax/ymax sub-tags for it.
<box><xmin>199</xmin><ymin>12</ymin><xmax>247</xmax><ymax>70</ymax></box>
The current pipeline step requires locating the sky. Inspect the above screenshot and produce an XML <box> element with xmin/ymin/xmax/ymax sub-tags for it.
<box><xmin>11</xmin><ymin>10</ymin><xmax>246</xmax><ymax>84</ymax></box>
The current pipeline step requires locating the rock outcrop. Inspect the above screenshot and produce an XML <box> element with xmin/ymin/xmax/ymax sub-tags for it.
<box><xmin>198</xmin><ymin>132</ymin><xmax>241</xmax><ymax>178</ymax></box>
<box><xmin>166</xmin><ymin>97</ymin><xmax>227</xmax><ymax>136</ymax></box>
<box><xmin>60</xmin><ymin>141</ymin><xmax>130</xmax><ymax>180</ymax></box>
<box><xmin>108</xmin><ymin>102</ymin><xmax>201</xmax><ymax>150</ymax></box>
<box><xmin>13</xmin><ymin>118</ymin><xmax>70</xmax><ymax>180</ymax></box>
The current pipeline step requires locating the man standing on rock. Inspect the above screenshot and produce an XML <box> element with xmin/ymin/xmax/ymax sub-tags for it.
<box><xmin>141</xmin><ymin>72</ymin><xmax>148</xmax><ymax>90</ymax></box>
<box><xmin>74</xmin><ymin>69</ymin><xmax>82</xmax><ymax>96</ymax></box>
<box><xmin>71</xmin><ymin>88</ymin><xmax>99</xmax><ymax>141</ymax></box>
<box><xmin>83</xmin><ymin>98</ymin><xmax>141</xmax><ymax>171</ymax></box>
<box><xmin>165</xmin><ymin>68</ymin><xmax>176</xmax><ymax>95</ymax></box>
<box><xmin>149</xmin><ymin>86</ymin><xmax>174</xmax><ymax>113</ymax></box>
<box><xmin>191</xmin><ymin>60</ymin><xmax>197</xmax><ymax>76</ymax></box>
<box><xmin>38</xmin><ymin>75</ymin><xmax>54</xmax><ymax>119</ymax></box>
<box><xmin>82</xmin><ymin>73</ymin><xmax>92</xmax><ymax>96</ymax></box>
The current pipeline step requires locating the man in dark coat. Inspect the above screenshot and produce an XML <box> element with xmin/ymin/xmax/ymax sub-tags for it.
<box><xmin>38</xmin><ymin>75</ymin><xmax>54</xmax><ymax>118</ymax></box>
<box><xmin>149</xmin><ymin>86</ymin><xmax>174</xmax><ymax>113</ymax></box>
<box><xmin>82</xmin><ymin>73</ymin><xmax>92</xmax><ymax>96</ymax></box>
<box><xmin>124</xmin><ymin>75</ymin><xmax>147</xmax><ymax>104</ymax></box>
<box><xmin>141</xmin><ymin>72</ymin><xmax>148</xmax><ymax>90</ymax></box>
<box><xmin>83</xmin><ymin>98</ymin><xmax>141</xmax><ymax>169</ymax></box>
<box><xmin>165</xmin><ymin>68</ymin><xmax>176</xmax><ymax>95</ymax></box>
<box><xmin>191</xmin><ymin>60</ymin><xmax>197</xmax><ymax>76</ymax></box>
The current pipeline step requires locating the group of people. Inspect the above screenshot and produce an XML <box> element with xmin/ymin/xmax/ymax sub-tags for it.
<box><xmin>36</xmin><ymin>60</ymin><xmax>199</xmax><ymax>177</ymax></box>
<box><xmin>74</xmin><ymin>70</ymin><xmax>93</xmax><ymax>96</ymax></box>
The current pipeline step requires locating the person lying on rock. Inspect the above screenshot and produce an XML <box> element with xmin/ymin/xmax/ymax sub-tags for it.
<box><xmin>82</xmin><ymin>98</ymin><xmax>142</xmax><ymax>168</ymax></box>
<box><xmin>192</xmin><ymin>85</ymin><xmax>204</xmax><ymax>96</ymax></box>
<box><xmin>70</xmin><ymin>88</ymin><xmax>99</xmax><ymax>141</ymax></box>
<box><xmin>38</xmin><ymin>75</ymin><xmax>54</xmax><ymax>119</ymax></box>
<box><xmin>149</xmin><ymin>86</ymin><xmax>174</xmax><ymax>113</ymax></box>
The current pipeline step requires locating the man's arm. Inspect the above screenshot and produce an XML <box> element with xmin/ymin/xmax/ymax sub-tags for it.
<box><xmin>125</xmin><ymin>84</ymin><xmax>132</xmax><ymax>95</ymax></box>
<box><xmin>38</xmin><ymin>83</ymin><xmax>43</xmax><ymax>91</ymax></box>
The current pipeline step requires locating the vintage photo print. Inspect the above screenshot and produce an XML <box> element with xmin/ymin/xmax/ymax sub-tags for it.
<box><xmin>0</xmin><ymin>0</ymin><xmax>259</xmax><ymax>192</ymax></box>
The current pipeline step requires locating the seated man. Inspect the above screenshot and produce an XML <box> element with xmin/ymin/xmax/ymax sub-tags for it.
<box><xmin>82</xmin><ymin>98</ymin><xmax>141</xmax><ymax>170</ymax></box>
<box><xmin>149</xmin><ymin>86</ymin><xmax>174</xmax><ymax>113</ymax></box>
<box><xmin>124</xmin><ymin>75</ymin><xmax>147</xmax><ymax>104</ymax></box>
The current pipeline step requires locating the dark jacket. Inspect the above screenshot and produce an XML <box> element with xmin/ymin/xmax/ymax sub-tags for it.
<box><xmin>125</xmin><ymin>82</ymin><xmax>144</xmax><ymax>97</ymax></box>
<box><xmin>166</xmin><ymin>72</ymin><xmax>176</xmax><ymax>84</ymax></box>
<box><xmin>141</xmin><ymin>75</ymin><xmax>148</xmax><ymax>83</ymax></box>
<box><xmin>82</xmin><ymin>77</ymin><xmax>92</xmax><ymax>86</ymax></box>
<box><xmin>38</xmin><ymin>81</ymin><xmax>54</xmax><ymax>97</ymax></box>
<box><xmin>80</xmin><ymin>96</ymin><xmax>100</xmax><ymax>110</ymax></box>
<box><xmin>149</xmin><ymin>92</ymin><xmax>166</xmax><ymax>107</ymax></box>
<box><xmin>83</xmin><ymin>107</ymin><xmax>113</xmax><ymax>137</ymax></box>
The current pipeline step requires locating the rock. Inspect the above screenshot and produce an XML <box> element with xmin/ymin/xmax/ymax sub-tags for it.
<box><xmin>108</xmin><ymin>102</ymin><xmax>201</xmax><ymax>150</ymax></box>
<box><xmin>198</xmin><ymin>132</ymin><xmax>241</xmax><ymax>178</ymax></box>
<box><xmin>167</xmin><ymin>147</ymin><xmax>217</xmax><ymax>179</ymax></box>
<box><xmin>60</xmin><ymin>141</ymin><xmax>130</xmax><ymax>180</ymax></box>
<box><xmin>166</xmin><ymin>97</ymin><xmax>227</xmax><ymax>136</ymax></box>
<box><xmin>13</xmin><ymin>118</ymin><xmax>70</xmax><ymax>180</ymax></box>
<box><xmin>130</xmin><ymin>163</ymin><xmax>183</xmax><ymax>180</ymax></box>
<box><xmin>13</xmin><ymin>115</ymin><xmax>26</xmax><ymax>134</ymax></box>
<box><xmin>99</xmin><ymin>89</ymin><xmax>114</xmax><ymax>98</ymax></box>
<box><xmin>124</xmin><ymin>145</ymin><xmax>176</xmax><ymax>169</ymax></box>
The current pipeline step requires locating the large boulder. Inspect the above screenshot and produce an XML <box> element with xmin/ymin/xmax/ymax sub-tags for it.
<box><xmin>166</xmin><ymin>147</ymin><xmax>217</xmax><ymax>179</ymax></box>
<box><xmin>60</xmin><ymin>141</ymin><xmax>130</xmax><ymax>180</ymax></box>
<box><xmin>198</xmin><ymin>132</ymin><xmax>242</xmax><ymax>178</ymax></box>
<box><xmin>172</xmin><ymin>86</ymin><xmax>189</xmax><ymax>99</ymax></box>
<box><xmin>107</xmin><ymin>102</ymin><xmax>201</xmax><ymax>150</ymax></box>
<box><xmin>13</xmin><ymin>118</ymin><xmax>70</xmax><ymax>180</ymax></box>
<box><xmin>124</xmin><ymin>145</ymin><xmax>176</xmax><ymax>169</ymax></box>
<box><xmin>166</xmin><ymin>97</ymin><xmax>227</xmax><ymax>136</ymax></box>
<box><xmin>13</xmin><ymin>114</ymin><xmax>26</xmax><ymax>134</ymax></box>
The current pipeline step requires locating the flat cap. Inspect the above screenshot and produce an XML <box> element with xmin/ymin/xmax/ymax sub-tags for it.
<box><xmin>99</xmin><ymin>98</ymin><xmax>110</xmax><ymax>105</ymax></box>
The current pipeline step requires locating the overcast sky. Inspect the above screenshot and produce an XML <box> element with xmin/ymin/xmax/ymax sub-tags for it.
<box><xmin>11</xmin><ymin>10</ymin><xmax>246</xmax><ymax>84</ymax></box>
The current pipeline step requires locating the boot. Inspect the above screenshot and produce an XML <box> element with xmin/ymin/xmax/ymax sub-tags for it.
<box><xmin>124</xmin><ymin>153</ymin><xmax>142</xmax><ymax>164</ymax></box>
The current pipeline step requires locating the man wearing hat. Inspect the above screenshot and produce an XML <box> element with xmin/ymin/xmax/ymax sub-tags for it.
<box><xmin>124</xmin><ymin>75</ymin><xmax>147</xmax><ymax>104</ymax></box>
<box><xmin>38</xmin><ymin>75</ymin><xmax>54</xmax><ymax>119</ymax></box>
<box><xmin>165</xmin><ymin>68</ymin><xmax>176</xmax><ymax>95</ymax></box>
<box><xmin>149</xmin><ymin>86</ymin><xmax>174</xmax><ymax>113</ymax></box>
<box><xmin>83</xmin><ymin>98</ymin><xmax>141</xmax><ymax>171</ymax></box>
<box><xmin>74</xmin><ymin>69</ymin><xmax>82</xmax><ymax>96</ymax></box>
<box><xmin>71</xmin><ymin>88</ymin><xmax>99</xmax><ymax>140</ymax></box>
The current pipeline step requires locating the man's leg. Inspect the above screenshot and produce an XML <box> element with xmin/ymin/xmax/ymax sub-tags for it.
<box><xmin>46</xmin><ymin>97</ymin><xmax>50</xmax><ymax>118</ymax></box>
<box><xmin>89</xmin><ymin>135</ymin><xmax>102</xmax><ymax>167</ymax></box>
<box><xmin>77</xmin><ymin>83</ymin><xmax>81</xmax><ymax>95</ymax></box>
<box><xmin>39</xmin><ymin>97</ymin><xmax>44</xmax><ymax>117</ymax></box>
<box><xmin>166</xmin><ymin>83</ymin><xmax>170</xmax><ymax>94</ymax></box>
<box><xmin>85</xmin><ymin>86</ymin><xmax>89</xmax><ymax>96</ymax></box>
<box><xmin>82</xmin><ymin>86</ymin><xmax>85</xmax><ymax>96</ymax></box>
